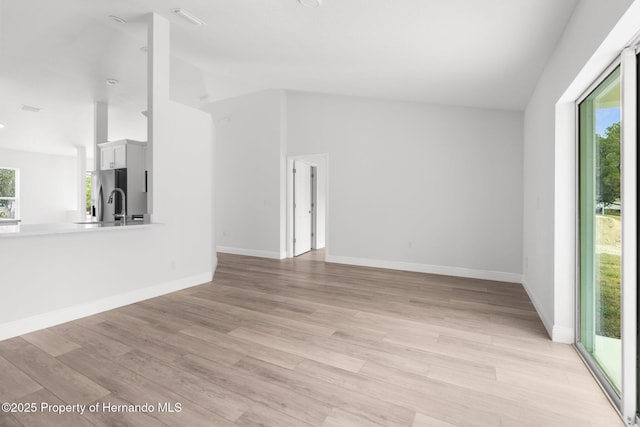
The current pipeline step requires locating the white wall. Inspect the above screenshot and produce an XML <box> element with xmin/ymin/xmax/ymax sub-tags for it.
<box><xmin>287</xmin><ymin>92</ymin><xmax>523</xmax><ymax>282</ymax></box>
<box><xmin>0</xmin><ymin>148</ymin><xmax>76</xmax><ymax>224</ymax></box>
<box><xmin>523</xmin><ymin>0</ymin><xmax>634</xmax><ymax>341</ymax></box>
<box><xmin>204</xmin><ymin>90</ymin><xmax>286</xmax><ymax>259</ymax></box>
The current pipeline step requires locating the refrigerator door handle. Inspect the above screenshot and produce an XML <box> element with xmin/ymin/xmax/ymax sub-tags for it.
<box><xmin>98</xmin><ymin>185</ymin><xmax>104</xmax><ymax>221</ymax></box>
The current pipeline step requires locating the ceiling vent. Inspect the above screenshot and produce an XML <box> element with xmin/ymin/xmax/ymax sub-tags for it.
<box><xmin>108</xmin><ymin>15</ymin><xmax>127</xmax><ymax>24</ymax></box>
<box><xmin>21</xmin><ymin>105</ymin><xmax>41</xmax><ymax>113</ymax></box>
<box><xmin>298</xmin><ymin>0</ymin><xmax>322</xmax><ymax>8</ymax></box>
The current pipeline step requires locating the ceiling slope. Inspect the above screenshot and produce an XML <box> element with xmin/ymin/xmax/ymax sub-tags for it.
<box><xmin>0</xmin><ymin>0</ymin><xmax>578</xmax><ymax>155</ymax></box>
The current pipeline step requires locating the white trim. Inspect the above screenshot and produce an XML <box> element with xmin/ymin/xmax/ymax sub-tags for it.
<box><xmin>620</xmin><ymin>46</ymin><xmax>637</xmax><ymax>423</ymax></box>
<box><xmin>326</xmin><ymin>254</ymin><xmax>522</xmax><ymax>284</ymax></box>
<box><xmin>519</xmin><ymin>277</ymin><xmax>574</xmax><ymax>343</ymax></box>
<box><xmin>554</xmin><ymin>101</ymin><xmax>578</xmax><ymax>344</ymax></box>
<box><xmin>521</xmin><ymin>276</ymin><xmax>554</xmax><ymax>339</ymax></box>
<box><xmin>212</xmin><ymin>254</ymin><xmax>218</xmax><ymax>276</ymax></box>
<box><xmin>0</xmin><ymin>272</ymin><xmax>213</xmax><ymax>342</ymax></box>
<box><xmin>551</xmin><ymin>325</ymin><xmax>575</xmax><ymax>344</ymax></box>
<box><xmin>0</xmin><ymin>166</ymin><xmax>20</xmax><ymax>220</ymax></box>
<box><xmin>522</xmin><ymin>277</ymin><xmax>575</xmax><ymax>344</ymax></box>
<box><xmin>217</xmin><ymin>245</ymin><xmax>285</xmax><ymax>260</ymax></box>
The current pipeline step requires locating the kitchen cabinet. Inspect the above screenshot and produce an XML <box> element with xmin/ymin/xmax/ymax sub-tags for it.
<box><xmin>99</xmin><ymin>140</ymin><xmax>145</xmax><ymax>171</ymax></box>
<box><xmin>100</xmin><ymin>144</ymin><xmax>126</xmax><ymax>170</ymax></box>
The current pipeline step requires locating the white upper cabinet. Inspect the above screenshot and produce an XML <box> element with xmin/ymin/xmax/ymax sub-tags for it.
<box><xmin>99</xmin><ymin>140</ymin><xmax>144</xmax><ymax>171</ymax></box>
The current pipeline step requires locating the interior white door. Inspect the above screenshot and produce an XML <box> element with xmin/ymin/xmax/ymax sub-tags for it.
<box><xmin>293</xmin><ymin>161</ymin><xmax>312</xmax><ymax>256</ymax></box>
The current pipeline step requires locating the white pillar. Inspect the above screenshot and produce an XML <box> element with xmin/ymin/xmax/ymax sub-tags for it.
<box><xmin>94</xmin><ymin>102</ymin><xmax>108</xmax><ymax>172</ymax></box>
<box><xmin>147</xmin><ymin>13</ymin><xmax>171</xmax><ymax>217</ymax></box>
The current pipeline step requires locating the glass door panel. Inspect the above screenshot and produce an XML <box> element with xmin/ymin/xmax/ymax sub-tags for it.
<box><xmin>579</xmin><ymin>67</ymin><xmax>622</xmax><ymax>395</ymax></box>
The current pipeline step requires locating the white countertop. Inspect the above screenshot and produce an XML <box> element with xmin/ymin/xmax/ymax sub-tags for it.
<box><xmin>0</xmin><ymin>221</ymin><xmax>155</xmax><ymax>238</ymax></box>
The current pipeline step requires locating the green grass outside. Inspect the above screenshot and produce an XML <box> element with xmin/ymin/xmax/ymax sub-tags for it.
<box><xmin>597</xmin><ymin>252</ymin><xmax>621</xmax><ymax>339</ymax></box>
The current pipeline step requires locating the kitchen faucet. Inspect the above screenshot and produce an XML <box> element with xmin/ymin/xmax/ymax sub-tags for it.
<box><xmin>107</xmin><ymin>188</ymin><xmax>126</xmax><ymax>223</ymax></box>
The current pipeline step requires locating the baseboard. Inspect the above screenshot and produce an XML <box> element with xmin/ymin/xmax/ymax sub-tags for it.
<box><xmin>520</xmin><ymin>276</ymin><xmax>574</xmax><ymax>343</ymax></box>
<box><xmin>552</xmin><ymin>325</ymin><xmax>574</xmax><ymax>344</ymax></box>
<box><xmin>521</xmin><ymin>276</ymin><xmax>554</xmax><ymax>339</ymax></box>
<box><xmin>325</xmin><ymin>254</ymin><xmax>523</xmax><ymax>284</ymax></box>
<box><xmin>0</xmin><ymin>272</ymin><xmax>213</xmax><ymax>342</ymax></box>
<box><xmin>212</xmin><ymin>254</ymin><xmax>219</xmax><ymax>277</ymax></box>
<box><xmin>217</xmin><ymin>246</ymin><xmax>285</xmax><ymax>260</ymax></box>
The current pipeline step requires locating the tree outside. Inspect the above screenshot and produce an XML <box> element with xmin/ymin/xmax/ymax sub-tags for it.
<box><xmin>596</xmin><ymin>122</ymin><xmax>620</xmax><ymax>214</ymax></box>
<box><xmin>0</xmin><ymin>168</ymin><xmax>16</xmax><ymax>218</ymax></box>
<box><xmin>595</xmin><ymin>121</ymin><xmax>621</xmax><ymax>339</ymax></box>
<box><xmin>0</xmin><ymin>168</ymin><xmax>15</xmax><ymax>197</ymax></box>
<box><xmin>86</xmin><ymin>175</ymin><xmax>92</xmax><ymax>214</ymax></box>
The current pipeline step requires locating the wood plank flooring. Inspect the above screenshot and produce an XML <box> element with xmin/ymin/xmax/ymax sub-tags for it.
<box><xmin>0</xmin><ymin>251</ymin><xmax>622</xmax><ymax>426</ymax></box>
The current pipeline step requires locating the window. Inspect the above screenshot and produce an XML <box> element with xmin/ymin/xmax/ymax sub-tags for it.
<box><xmin>0</xmin><ymin>167</ymin><xmax>19</xmax><ymax>220</ymax></box>
<box><xmin>86</xmin><ymin>171</ymin><xmax>92</xmax><ymax>220</ymax></box>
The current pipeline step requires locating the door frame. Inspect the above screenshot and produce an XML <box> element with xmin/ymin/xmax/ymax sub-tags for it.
<box><xmin>286</xmin><ymin>154</ymin><xmax>328</xmax><ymax>259</ymax></box>
<box><xmin>292</xmin><ymin>160</ymin><xmax>313</xmax><ymax>256</ymax></box>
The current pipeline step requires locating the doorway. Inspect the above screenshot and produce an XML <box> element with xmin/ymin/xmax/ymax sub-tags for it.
<box><xmin>575</xmin><ymin>47</ymin><xmax>638</xmax><ymax>421</ymax></box>
<box><xmin>293</xmin><ymin>160</ymin><xmax>313</xmax><ymax>256</ymax></box>
<box><xmin>287</xmin><ymin>155</ymin><xmax>327</xmax><ymax>259</ymax></box>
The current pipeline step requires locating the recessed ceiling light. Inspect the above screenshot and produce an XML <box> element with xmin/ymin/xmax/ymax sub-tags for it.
<box><xmin>105</xmin><ymin>78</ymin><xmax>119</xmax><ymax>86</ymax></box>
<box><xmin>108</xmin><ymin>15</ymin><xmax>127</xmax><ymax>24</ymax></box>
<box><xmin>21</xmin><ymin>105</ymin><xmax>41</xmax><ymax>113</ymax></box>
<box><xmin>0</xmin><ymin>124</ymin><xmax>5</xmax><ymax>129</ymax></box>
<box><xmin>170</xmin><ymin>8</ymin><xmax>205</xmax><ymax>26</ymax></box>
<box><xmin>298</xmin><ymin>0</ymin><xmax>321</xmax><ymax>8</ymax></box>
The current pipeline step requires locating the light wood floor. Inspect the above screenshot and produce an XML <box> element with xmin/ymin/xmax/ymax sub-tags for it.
<box><xmin>0</xmin><ymin>251</ymin><xmax>622</xmax><ymax>427</ymax></box>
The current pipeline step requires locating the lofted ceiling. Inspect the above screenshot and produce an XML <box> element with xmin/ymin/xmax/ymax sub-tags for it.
<box><xmin>0</xmin><ymin>0</ymin><xmax>578</xmax><ymax>157</ymax></box>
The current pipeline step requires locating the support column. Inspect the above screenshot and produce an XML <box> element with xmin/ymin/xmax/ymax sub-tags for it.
<box><xmin>94</xmin><ymin>102</ymin><xmax>108</xmax><ymax>172</ymax></box>
<box><xmin>147</xmin><ymin>13</ymin><xmax>171</xmax><ymax>217</ymax></box>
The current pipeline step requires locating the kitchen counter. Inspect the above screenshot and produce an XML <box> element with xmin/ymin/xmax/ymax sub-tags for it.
<box><xmin>0</xmin><ymin>220</ymin><xmax>155</xmax><ymax>238</ymax></box>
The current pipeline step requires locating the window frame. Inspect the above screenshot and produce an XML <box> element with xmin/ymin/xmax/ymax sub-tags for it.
<box><xmin>0</xmin><ymin>167</ymin><xmax>20</xmax><ymax>221</ymax></box>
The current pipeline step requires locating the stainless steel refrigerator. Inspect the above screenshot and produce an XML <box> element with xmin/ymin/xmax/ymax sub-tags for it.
<box><xmin>91</xmin><ymin>169</ymin><xmax>127</xmax><ymax>221</ymax></box>
<box><xmin>91</xmin><ymin>167</ymin><xmax>147</xmax><ymax>222</ymax></box>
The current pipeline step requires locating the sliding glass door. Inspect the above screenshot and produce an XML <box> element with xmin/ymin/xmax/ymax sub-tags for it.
<box><xmin>578</xmin><ymin>67</ymin><xmax>622</xmax><ymax>395</ymax></box>
<box><xmin>577</xmin><ymin>47</ymin><xmax>637</xmax><ymax>421</ymax></box>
